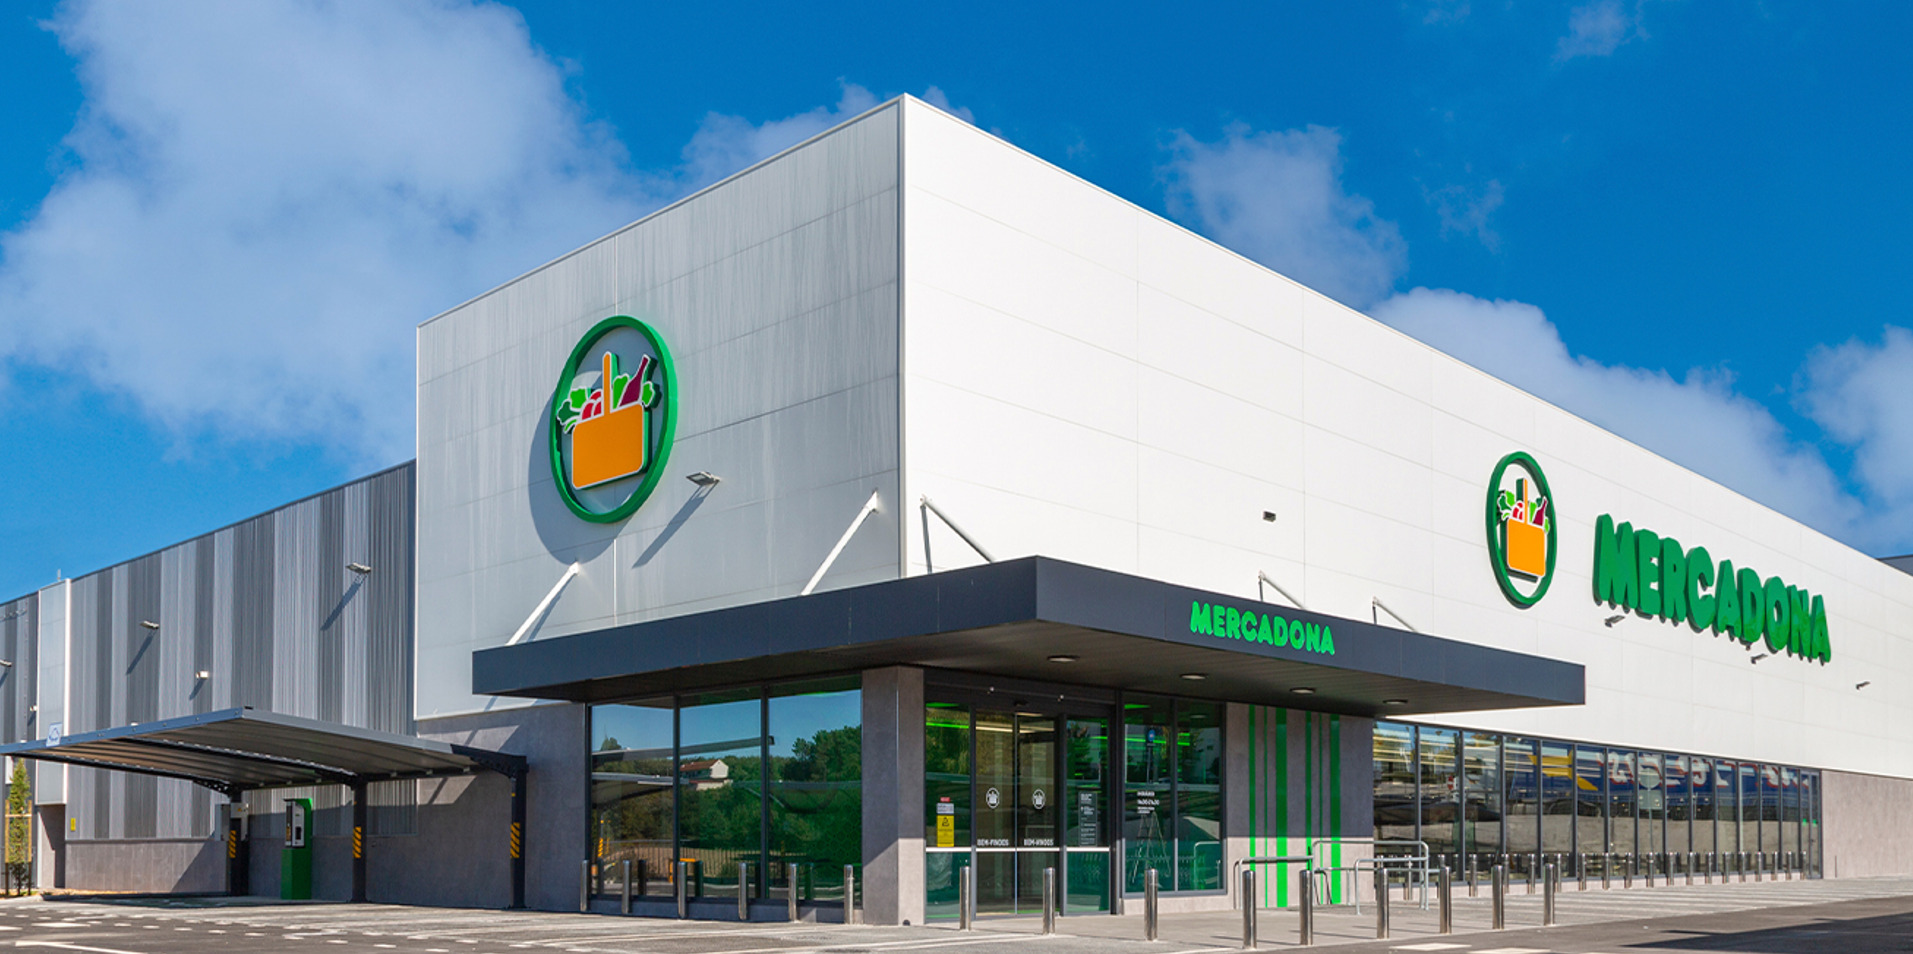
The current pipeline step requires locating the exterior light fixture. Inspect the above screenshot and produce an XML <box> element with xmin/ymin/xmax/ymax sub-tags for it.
<box><xmin>195</xmin><ymin>670</ymin><xmax>211</xmax><ymax>680</ymax></box>
<box><xmin>1262</xmin><ymin>511</ymin><xmax>1278</xmax><ymax>522</ymax></box>
<box><xmin>1856</xmin><ymin>681</ymin><xmax>1872</xmax><ymax>690</ymax></box>
<box><xmin>1750</xmin><ymin>654</ymin><xmax>1769</xmax><ymax>664</ymax></box>
<box><xmin>139</xmin><ymin>620</ymin><xmax>160</xmax><ymax>630</ymax></box>
<box><xmin>686</xmin><ymin>471</ymin><xmax>722</xmax><ymax>487</ymax></box>
<box><xmin>1290</xmin><ymin>687</ymin><xmax>1316</xmax><ymax>695</ymax></box>
<box><xmin>1047</xmin><ymin>654</ymin><xmax>1079</xmax><ymax>664</ymax></box>
<box><xmin>1180</xmin><ymin>673</ymin><xmax>1206</xmax><ymax>681</ymax></box>
<box><xmin>1603</xmin><ymin>614</ymin><xmax>1625</xmax><ymax>627</ymax></box>
<box><xmin>346</xmin><ymin>562</ymin><xmax>373</xmax><ymax>575</ymax></box>
<box><xmin>0</xmin><ymin>661</ymin><xmax>13</xmax><ymax>669</ymax></box>
<box><xmin>1383</xmin><ymin>699</ymin><xmax>1408</xmax><ymax>706</ymax></box>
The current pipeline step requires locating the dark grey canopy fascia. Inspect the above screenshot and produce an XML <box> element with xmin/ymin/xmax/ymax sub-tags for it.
<box><xmin>474</xmin><ymin>556</ymin><xmax>1583</xmax><ymax>718</ymax></box>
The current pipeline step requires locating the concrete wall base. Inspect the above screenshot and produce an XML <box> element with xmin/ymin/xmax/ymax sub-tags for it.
<box><xmin>1823</xmin><ymin>768</ymin><xmax>1913</xmax><ymax>878</ymax></box>
<box><xmin>68</xmin><ymin>837</ymin><xmax>224</xmax><ymax>893</ymax></box>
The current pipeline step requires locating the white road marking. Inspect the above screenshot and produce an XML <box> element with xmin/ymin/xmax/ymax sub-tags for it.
<box><xmin>1392</xmin><ymin>946</ymin><xmax>1470</xmax><ymax>952</ymax></box>
<box><xmin>14</xmin><ymin>943</ymin><xmax>150</xmax><ymax>954</ymax></box>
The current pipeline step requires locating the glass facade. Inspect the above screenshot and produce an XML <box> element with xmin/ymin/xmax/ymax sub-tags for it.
<box><xmin>588</xmin><ymin>677</ymin><xmax>861</xmax><ymax>907</ymax></box>
<box><xmin>1374</xmin><ymin>721</ymin><xmax>1821</xmax><ymax>877</ymax></box>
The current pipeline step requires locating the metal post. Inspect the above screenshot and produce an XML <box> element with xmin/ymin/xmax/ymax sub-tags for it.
<box><xmin>738</xmin><ymin>861</ymin><xmax>751</xmax><ymax>921</ymax></box>
<box><xmin>1241</xmin><ymin>867</ymin><xmax>1257</xmax><ymax>950</ymax></box>
<box><xmin>1437</xmin><ymin>866</ymin><xmax>1453</xmax><ymax>934</ymax></box>
<box><xmin>958</xmin><ymin>863</ymin><xmax>974</xmax><ymax>931</ymax></box>
<box><xmin>1467</xmin><ymin>855</ymin><xmax>1478</xmax><ymax>897</ymax></box>
<box><xmin>1374</xmin><ymin>865</ymin><xmax>1390</xmax><ymax>939</ymax></box>
<box><xmin>1739</xmin><ymin>852</ymin><xmax>1747</xmax><ymax>883</ymax></box>
<box><xmin>844</xmin><ymin>864</ymin><xmax>856</xmax><ymax>924</ymax></box>
<box><xmin>1042</xmin><ymin>867</ymin><xmax>1057</xmax><ymax>936</ymax></box>
<box><xmin>580</xmin><ymin>859</ymin><xmax>591</xmax><ymax>913</ymax></box>
<box><xmin>1298</xmin><ymin>868</ymin><xmax>1314</xmax><ymax>946</ymax></box>
<box><xmin>677</xmin><ymin>861</ymin><xmax>689</xmax><ymax>919</ymax></box>
<box><xmin>1646</xmin><ymin>853</ymin><xmax>1655</xmax><ymax>888</ymax></box>
<box><xmin>788</xmin><ymin>863</ymin><xmax>800</xmax><ymax>922</ymax></box>
<box><xmin>1578</xmin><ymin>852</ymin><xmax>1587</xmax><ymax>891</ymax></box>
<box><xmin>1144</xmin><ymin>868</ymin><xmax>1160</xmax><ymax>941</ymax></box>
<box><xmin>1490</xmin><ymin>864</ymin><xmax>1506</xmax><ymax>930</ymax></box>
<box><xmin>620</xmin><ymin>860</ymin><xmax>632</xmax><ymax>915</ymax></box>
<box><xmin>1543</xmin><ymin>861</ymin><xmax>1557</xmax><ymax>926</ymax></box>
<box><xmin>1687</xmin><ymin>853</ymin><xmax>1694</xmax><ymax>886</ymax></box>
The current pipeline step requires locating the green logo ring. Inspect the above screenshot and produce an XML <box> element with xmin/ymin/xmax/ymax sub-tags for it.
<box><xmin>548</xmin><ymin>315</ymin><xmax>677</xmax><ymax>523</ymax></box>
<box><xmin>1486</xmin><ymin>450</ymin><xmax>1557</xmax><ymax>608</ymax></box>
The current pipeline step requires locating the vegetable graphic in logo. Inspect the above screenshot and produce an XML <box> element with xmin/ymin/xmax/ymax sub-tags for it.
<box><xmin>549</xmin><ymin>316</ymin><xmax>675</xmax><ymax>523</ymax></box>
<box><xmin>1485</xmin><ymin>451</ymin><xmax>1556</xmax><ymax>608</ymax></box>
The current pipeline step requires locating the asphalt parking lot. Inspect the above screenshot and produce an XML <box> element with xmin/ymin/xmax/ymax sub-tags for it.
<box><xmin>1</xmin><ymin>875</ymin><xmax>1909</xmax><ymax>953</ymax></box>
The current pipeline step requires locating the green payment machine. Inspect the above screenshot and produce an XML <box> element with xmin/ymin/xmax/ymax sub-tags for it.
<box><xmin>281</xmin><ymin>798</ymin><xmax>313</xmax><ymax>900</ymax></box>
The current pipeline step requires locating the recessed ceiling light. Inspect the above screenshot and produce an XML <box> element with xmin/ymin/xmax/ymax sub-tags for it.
<box><xmin>1047</xmin><ymin>654</ymin><xmax>1079</xmax><ymax>664</ymax></box>
<box><xmin>1180</xmin><ymin>673</ymin><xmax>1206</xmax><ymax>681</ymax></box>
<box><xmin>1384</xmin><ymin>698</ymin><xmax>1408</xmax><ymax>706</ymax></box>
<box><xmin>1291</xmin><ymin>687</ymin><xmax>1316</xmax><ymax>695</ymax></box>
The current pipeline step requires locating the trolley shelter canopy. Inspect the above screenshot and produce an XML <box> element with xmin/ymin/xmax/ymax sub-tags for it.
<box><xmin>0</xmin><ymin>707</ymin><xmax>528</xmax><ymax>905</ymax></box>
<box><xmin>475</xmin><ymin>555</ymin><xmax>1585</xmax><ymax>715</ymax></box>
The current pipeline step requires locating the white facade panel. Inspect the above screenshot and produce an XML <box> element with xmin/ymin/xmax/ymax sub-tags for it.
<box><xmin>894</xmin><ymin>97</ymin><xmax>1913</xmax><ymax>779</ymax></box>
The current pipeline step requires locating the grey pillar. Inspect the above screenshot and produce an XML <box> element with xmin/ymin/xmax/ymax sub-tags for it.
<box><xmin>861</xmin><ymin>667</ymin><xmax>925</xmax><ymax>925</ymax></box>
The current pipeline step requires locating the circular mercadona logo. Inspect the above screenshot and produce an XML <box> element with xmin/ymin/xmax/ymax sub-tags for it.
<box><xmin>1486</xmin><ymin>451</ymin><xmax>1557</xmax><ymax>608</ymax></box>
<box><xmin>549</xmin><ymin>315</ymin><xmax>677</xmax><ymax>523</ymax></box>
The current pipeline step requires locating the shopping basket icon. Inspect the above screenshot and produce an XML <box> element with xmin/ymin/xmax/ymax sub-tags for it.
<box><xmin>1503</xmin><ymin>479</ymin><xmax>1548</xmax><ymax>579</ymax></box>
<box><xmin>570</xmin><ymin>352</ymin><xmax>649</xmax><ymax>489</ymax></box>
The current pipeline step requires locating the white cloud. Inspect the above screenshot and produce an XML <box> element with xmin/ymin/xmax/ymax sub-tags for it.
<box><xmin>0</xmin><ymin>2</ymin><xmax>953</xmax><ymax>467</ymax></box>
<box><xmin>1799</xmin><ymin>326</ymin><xmax>1913</xmax><ymax>517</ymax></box>
<box><xmin>1425</xmin><ymin>178</ymin><xmax>1505</xmax><ymax>252</ymax></box>
<box><xmin>1162</xmin><ymin>123</ymin><xmax>1406</xmax><ymax>309</ymax></box>
<box><xmin>1370</xmin><ymin>288</ymin><xmax>1909</xmax><ymax>550</ymax></box>
<box><xmin>1556</xmin><ymin>0</ymin><xmax>1642</xmax><ymax>61</ymax></box>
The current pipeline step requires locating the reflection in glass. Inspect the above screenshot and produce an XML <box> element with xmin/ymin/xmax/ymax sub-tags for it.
<box><xmin>1692</xmin><ymin>756</ymin><xmax>1716</xmax><ymax>859</ymax></box>
<box><xmin>1665</xmin><ymin>754</ymin><xmax>1690</xmax><ymax>857</ymax></box>
<box><xmin>1503</xmin><ymin>737</ymin><xmax>1537</xmax><ymax>864</ymax></box>
<box><xmin>1462</xmin><ymin>732</ymin><xmax>1502</xmax><ymax>864</ymax></box>
<box><xmin>1610</xmin><ymin>751</ymin><xmax>1637</xmax><ymax>864</ymax></box>
<box><xmin>1574</xmin><ymin>745</ymin><xmax>1606</xmax><ymax>858</ymax></box>
<box><xmin>590</xmin><ymin>698</ymin><xmax>675</xmax><ymax>897</ymax></box>
<box><xmin>1419</xmin><ymin>728</ymin><xmax>1460</xmax><ymax>856</ymax></box>
<box><xmin>925</xmin><ymin>704</ymin><xmax>971</xmax><ymax>850</ymax></box>
<box><xmin>1639</xmin><ymin>752</ymin><xmax>1664</xmax><ymax>860</ymax></box>
<box><xmin>679</xmin><ymin>689</ymin><xmax>764</xmax><ymax>898</ymax></box>
<box><xmin>1738</xmin><ymin>762</ymin><xmax>1758</xmax><ymax>859</ymax></box>
<box><xmin>1373</xmin><ymin>723</ymin><xmax>1417</xmax><ymax>846</ymax></box>
<box><xmin>1122</xmin><ymin>697</ymin><xmax>1173</xmax><ymax>894</ymax></box>
<box><xmin>768</xmin><ymin>679</ymin><xmax>861</xmax><ymax>904</ymax></box>
<box><xmin>1065</xmin><ymin>717</ymin><xmax>1110</xmax><ymax>912</ymax></box>
<box><xmin>1761</xmin><ymin>764</ymin><xmax>1781</xmax><ymax>862</ymax></box>
<box><xmin>1176</xmin><ymin>701</ymin><xmax>1223</xmax><ymax>891</ymax></box>
<box><xmin>1540</xmin><ymin>741</ymin><xmax>1573</xmax><ymax>860</ymax></box>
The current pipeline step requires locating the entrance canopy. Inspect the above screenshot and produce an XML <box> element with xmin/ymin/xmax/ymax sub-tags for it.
<box><xmin>0</xmin><ymin>707</ymin><xmax>524</xmax><ymax>797</ymax></box>
<box><xmin>0</xmin><ymin>707</ymin><xmax>528</xmax><ymax>907</ymax></box>
<box><xmin>475</xmin><ymin>556</ymin><xmax>1584</xmax><ymax>716</ymax></box>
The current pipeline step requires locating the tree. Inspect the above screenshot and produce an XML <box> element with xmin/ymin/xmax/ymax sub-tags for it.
<box><xmin>5</xmin><ymin>759</ymin><xmax>28</xmax><ymax>894</ymax></box>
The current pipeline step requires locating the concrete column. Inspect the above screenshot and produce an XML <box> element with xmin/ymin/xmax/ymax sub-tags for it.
<box><xmin>861</xmin><ymin>666</ymin><xmax>924</xmax><ymax>925</ymax></box>
<box><xmin>32</xmin><ymin>804</ymin><xmax>64</xmax><ymax>890</ymax></box>
<box><xmin>1223</xmin><ymin>703</ymin><xmax>1251</xmax><ymax>907</ymax></box>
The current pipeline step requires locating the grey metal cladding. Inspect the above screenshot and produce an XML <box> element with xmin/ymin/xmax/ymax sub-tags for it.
<box><xmin>55</xmin><ymin>462</ymin><xmax>416</xmax><ymax>841</ymax></box>
<box><xmin>0</xmin><ymin>595</ymin><xmax>35</xmax><ymax>747</ymax></box>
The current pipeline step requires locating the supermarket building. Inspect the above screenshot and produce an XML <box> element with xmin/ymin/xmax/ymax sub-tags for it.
<box><xmin>1</xmin><ymin>96</ymin><xmax>1909</xmax><ymax>921</ymax></box>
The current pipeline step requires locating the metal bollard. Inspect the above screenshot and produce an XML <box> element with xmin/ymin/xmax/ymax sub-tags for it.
<box><xmin>1578</xmin><ymin>852</ymin><xmax>1588</xmax><ymax>891</ymax></box>
<box><xmin>1646</xmin><ymin>854</ymin><xmax>1656</xmax><ymax>888</ymax></box>
<box><xmin>581</xmin><ymin>859</ymin><xmax>592</xmax><ymax>912</ymax></box>
<box><xmin>958</xmin><ymin>863</ymin><xmax>974</xmax><ymax>931</ymax></box>
<box><xmin>788</xmin><ymin>863</ymin><xmax>800</xmax><ymax>922</ymax></box>
<box><xmin>621</xmin><ymin>859</ymin><xmax>632</xmax><ymax>915</ymax></box>
<box><xmin>1491</xmin><ymin>864</ymin><xmax>1506</xmax><ymax>930</ymax></box>
<box><xmin>1437</xmin><ymin>866</ymin><xmax>1453</xmax><ymax>934</ymax></box>
<box><xmin>636</xmin><ymin>859</ymin><xmax>647</xmax><ymax>899</ymax></box>
<box><xmin>1739</xmin><ymin>852</ymin><xmax>1747</xmax><ymax>883</ymax></box>
<box><xmin>1468</xmin><ymin>855</ymin><xmax>1478</xmax><ymax>897</ymax></box>
<box><xmin>1041</xmin><ymin>867</ymin><xmax>1056</xmax><ymax>936</ymax></box>
<box><xmin>738</xmin><ymin>861</ymin><xmax>751</xmax><ymax>921</ymax></box>
<box><xmin>1686</xmin><ymin>852</ymin><xmax>1694</xmax><ymax>886</ymax></box>
<box><xmin>677</xmin><ymin>861</ymin><xmax>689</xmax><ymax>919</ymax></box>
<box><xmin>1241</xmin><ymin>867</ymin><xmax>1257</xmax><ymax>950</ymax></box>
<box><xmin>1298</xmin><ymin>868</ymin><xmax>1314</xmax><ymax>946</ymax></box>
<box><xmin>1374</xmin><ymin>865</ymin><xmax>1390</xmax><ymax>940</ymax></box>
<box><xmin>1543</xmin><ymin>861</ymin><xmax>1557</xmax><ymax>926</ymax></box>
<box><xmin>1145</xmin><ymin>868</ymin><xmax>1160</xmax><ymax>941</ymax></box>
<box><xmin>1527</xmin><ymin>854</ymin><xmax>1536</xmax><ymax>895</ymax></box>
<box><xmin>844</xmin><ymin>864</ymin><xmax>857</xmax><ymax>924</ymax></box>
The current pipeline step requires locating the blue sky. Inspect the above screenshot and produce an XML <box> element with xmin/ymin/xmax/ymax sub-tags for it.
<box><xmin>1</xmin><ymin>0</ymin><xmax>1910</xmax><ymax>600</ymax></box>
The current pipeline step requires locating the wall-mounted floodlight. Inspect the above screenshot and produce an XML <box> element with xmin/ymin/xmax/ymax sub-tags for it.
<box><xmin>0</xmin><ymin>660</ymin><xmax>13</xmax><ymax>668</ymax></box>
<box><xmin>1604</xmin><ymin>614</ymin><xmax>1625</xmax><ymax>627</ymax></box>
<box><xmin>1856</xmin><ymin>681</ymin><xmax>1872</xmax><ymax>690</ymax></box>
<box><xmin>1262</xmin><ymin>511</ymin><xmax>1278</xmax><ymax>522</ymax></box>
<box><xmin>686</xmin><ymin>471</ymin><xmax>722</xmax><ymax>487</ymax></box>
<box><xmin>139</xmin><ymin>620</ymin><xmax>160</xmax><ymax>631</ymax></box>
<box><xmin>195</xmin><ymin>670</ymin><xmax>211</xmax><ymax>680</ymax></box>
<box><xmin>346</xmin><ymin>562</ymin><xmax>373</xmax><ymax>575</ymax></box>
<box><xmin>1750</xmin><ymin>653</ymin><xmax>1770</xmax><ymax>664</ymax></box>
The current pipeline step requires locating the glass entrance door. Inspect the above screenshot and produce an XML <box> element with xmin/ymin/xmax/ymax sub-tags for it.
<box><xmin>974</xmin><ymin>709</ymin><xmax>1059</xmax><ymax>914</ymax></box>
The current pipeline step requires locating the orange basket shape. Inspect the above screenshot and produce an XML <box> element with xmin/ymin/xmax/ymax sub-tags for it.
<box><xmin>570</xmin><ymin>353</ymin><xmax>648</xmax><ymax>489</ymax></box>
<box><xmin>1504</xmin><ymin>479</ymin><xmax>1548</xmax><ymax>579</ymax></box>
